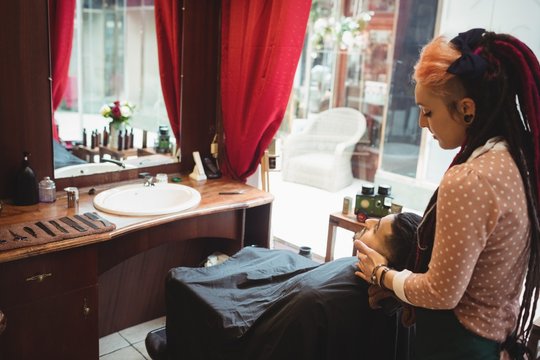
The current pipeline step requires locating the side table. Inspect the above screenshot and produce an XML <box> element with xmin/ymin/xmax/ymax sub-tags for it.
<box><xmin>325</xmin><ymin>211</ymin><xmax>366</xmax><ymax>262</ymax></box>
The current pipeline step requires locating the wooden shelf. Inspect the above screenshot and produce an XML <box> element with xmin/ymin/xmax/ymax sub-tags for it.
<box><xmin>98</xmin><ymin>146</ymin><xmax>138</xmax><ymax>161</ymax></box>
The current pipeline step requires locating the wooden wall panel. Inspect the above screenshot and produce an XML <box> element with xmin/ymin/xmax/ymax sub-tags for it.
<box><xmin>0</xmin><ymin>0</ymin><xmax>53</xmax><ymax>199</ymax></box>
<box><xmin>180</xmin><ymin>0</ymin><xmax>221</xmax><ymax>171</ymax></box>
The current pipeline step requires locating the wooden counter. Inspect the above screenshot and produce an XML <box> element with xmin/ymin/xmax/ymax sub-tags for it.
<box><xmin>0</xmin><ymin>175</ymin><xmax>273</xmax><ymax>263</ymax></box>
<box><xmin>0</xmin><ymin>175</ymin><xmax>273</xmax><ymax>359</ymax></box>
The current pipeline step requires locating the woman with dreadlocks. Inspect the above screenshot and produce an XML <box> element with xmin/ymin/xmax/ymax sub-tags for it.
<box><xmin>355</xmin><ymin>28</ymin><xmax>540</xmax><ymax>359</ymax></box>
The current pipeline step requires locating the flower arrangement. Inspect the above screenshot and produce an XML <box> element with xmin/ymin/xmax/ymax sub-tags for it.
<box><xmin>100</xmin><ymin>100</ymin><xmax>135</xmax><ymax>129</ymax></box>
<box><xmin>310</xmin><ymin>13</ymin><xmax>373</xmax><ymax>51</ymax></box>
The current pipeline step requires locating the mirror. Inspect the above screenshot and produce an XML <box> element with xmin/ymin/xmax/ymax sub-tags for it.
<box><xmin>53</xmin><ymin>0</ymin><xmax>177</xmax><ymax>179</ymax></box>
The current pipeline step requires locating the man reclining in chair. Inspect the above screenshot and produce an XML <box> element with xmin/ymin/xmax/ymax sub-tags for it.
<box><xmin>153</xmin><ymin>212</ymin><xmax>421</xmax><ymax>360</ymax></box>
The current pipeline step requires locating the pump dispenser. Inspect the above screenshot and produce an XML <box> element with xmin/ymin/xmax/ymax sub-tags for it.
<box><xmin>14</xmin><ymin>152</ymin><xmax>39</xmax><ymax>205</ymax></box>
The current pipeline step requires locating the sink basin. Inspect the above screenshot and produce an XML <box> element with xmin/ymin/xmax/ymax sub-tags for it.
<box><xmin>93</xmin><ymin>183</ymin><xmax>201</xmax><ymax>216</ymax></box>
<box><xmin>55</xmin><ymin>162</ymin><xmax>137</xmax><ymax>178</ymax></box>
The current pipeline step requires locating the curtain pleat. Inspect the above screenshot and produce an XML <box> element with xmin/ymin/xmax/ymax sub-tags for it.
<box><xmin>154</xmin><ymin>0</ymin><xmax>183</xmax><ymax>145</ymax></box>
<box><xmin>48</xmin><ymin>0</ymin><xmax>76</xmax><ymax>141</ymax></box>
<box><xmin>220</xmin><ymin>0</ymin><xmax>312</xmax><ymax>181</ymax></box>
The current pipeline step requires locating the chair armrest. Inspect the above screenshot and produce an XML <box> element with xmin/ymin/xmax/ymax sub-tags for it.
<box><xmin>335</xmin><ymin>139</ymin><xmax>359</xmax><ymax>156</ymax></box>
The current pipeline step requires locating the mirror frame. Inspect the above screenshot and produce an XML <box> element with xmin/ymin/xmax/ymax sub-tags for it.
<box><xmin>0</xmin><ymin>0</ymin><xmax>220</xmax><ymax>199</ymax></box>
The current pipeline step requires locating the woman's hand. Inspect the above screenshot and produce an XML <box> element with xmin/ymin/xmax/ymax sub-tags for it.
<box><xmin>354</xmin><ymin>239</ymin><xmax>389</xmax><ymax>284</ymax></box>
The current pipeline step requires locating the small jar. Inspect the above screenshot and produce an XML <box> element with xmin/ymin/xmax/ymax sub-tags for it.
<box><xmin>38</xmin><ymin>176</ymin><xmax>56</xmax><ymax>203</ymax></box>
<box><xmin>298</xmin><ymin>246</ymin><xmax>312</xmax><ymax>259</ymax></box>
<box><xmin>155</xmin><ymin>173</ymin><xmax>168</xmax><ymax>184</ymax></box>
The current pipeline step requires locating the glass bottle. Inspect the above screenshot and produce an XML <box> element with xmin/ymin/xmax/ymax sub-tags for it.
<box><xmin>14</xmin><ymin>152</ymin><xmax>39</xmax><ymax>205</ymax></box>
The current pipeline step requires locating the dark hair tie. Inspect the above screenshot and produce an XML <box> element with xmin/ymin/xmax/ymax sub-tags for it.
<box><xmin>447</xmin><ymin>28</ymin><xmax>488</xmax><ymax>78</ymax></box>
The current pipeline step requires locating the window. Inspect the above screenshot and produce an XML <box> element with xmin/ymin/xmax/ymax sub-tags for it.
<box><xmin>279</xmin><ymin>0</ymin><xmax>397</xmax><ymax>175</ymax></box>
<box><xmin>279</xmin><ymin>0</ymin><xmax>445</xmax><ymax>212</ymax></box>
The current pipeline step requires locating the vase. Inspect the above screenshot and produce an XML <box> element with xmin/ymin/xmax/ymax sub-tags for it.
<box><xmin>109</xmin><ymin>122</ymin><xmax>126</xmax><ymax>150</ymax></box>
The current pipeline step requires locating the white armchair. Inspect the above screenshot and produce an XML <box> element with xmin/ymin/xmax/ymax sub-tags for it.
<box><xmin>281</xmin><ymin>108</ymin><xmax>367</xmax><ymax>192</ymax></box>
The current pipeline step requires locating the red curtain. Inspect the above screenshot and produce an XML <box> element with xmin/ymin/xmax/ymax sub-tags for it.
<box><xmin>49</xmin><ymin>0</ymin><xmax>76</xmax><ymax>141</ymax></box>
<box><xmin>154</xmin><ymin>0</ymin><xmax>183</xmax><ymax>145</ymax></box>
<box><xmin>221</xmin><ymin>0</ymin><xmax>312</xmax><ymax>181</ymax></box>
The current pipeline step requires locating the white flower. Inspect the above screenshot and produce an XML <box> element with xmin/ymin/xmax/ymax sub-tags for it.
<box><xmin>313</xmin><ymin>18</ymin><xmax>328</xmax><ymax>33</ymax></box>
<box><xmin>120</xmin><ymin>105</ymin><xmax>132</xmax><ymax>117</ymax></box>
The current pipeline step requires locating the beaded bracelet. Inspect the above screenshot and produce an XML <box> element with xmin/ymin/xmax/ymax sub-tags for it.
<box><xmin>379</xmin><ymin>266</ymin><xmax>392</xmax><ymax>290</ymax></box>
<box><xmin>370</xmin><ymin>264</ymin><xmax>387</xmax><ymax>285</ymax></box>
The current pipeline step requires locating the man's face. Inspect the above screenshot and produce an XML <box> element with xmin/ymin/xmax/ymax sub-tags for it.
<box><xmin>354</xmin><ymin>214</ymin><xmax>395</xmax><ymax>261</ymax></box>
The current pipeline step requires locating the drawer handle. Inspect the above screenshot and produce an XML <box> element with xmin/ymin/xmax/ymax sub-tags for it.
<box><xmin>0</xmin><ymin>310</ymin><xmax>6</xmax><ymax>335</ymax></box>
<box><xmin>25</xmin><ymin>273</ymin><xmax>53</xmax><ymax>282</ymax></box>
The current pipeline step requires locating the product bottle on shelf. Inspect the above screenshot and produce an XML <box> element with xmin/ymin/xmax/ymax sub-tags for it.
<box><xmin>82</xmin><ymin>128</ymin><xmax>87</xmax><ymax>147</ymax></box>
<box><xmin>103</xmin><ymin>126</ymin><xmax>109</xmax><ymax>147</ymax></box>
<box><xmin>118</xmin><ymin>130</ymin><xmax>123</xmax><ymax>151</ymax></box>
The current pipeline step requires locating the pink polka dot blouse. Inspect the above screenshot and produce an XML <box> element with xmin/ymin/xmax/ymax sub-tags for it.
<box><xmin>402</xmin><ymin>139</ymin><xmax>530</xmax><ymax>342</ymax></box>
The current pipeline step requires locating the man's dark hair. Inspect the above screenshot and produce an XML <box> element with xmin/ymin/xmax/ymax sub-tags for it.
<box><xmin>387</xmin><ymin>212</ymin><xmax>422</xmax><ymax>271</ymax></box>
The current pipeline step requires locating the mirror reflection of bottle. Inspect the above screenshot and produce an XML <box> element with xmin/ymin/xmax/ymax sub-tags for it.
<box><xmin>118</xmin><ymin>130</ymin><xmax>123</xmax><ymax>151</ymax></box>
<box><xmin>82</xmin><ymin>128</ymin><xmax>87</xmax><ymax>147</ymax></box>
<box><xmin>123</xmin><ymin>129</ymin><xmax>129</xmax><ymax>150</ymax></box>
<box><xmin>97</xmin><ymin>129</ymin><xmax>102</xmax><ymax>146</ymax></box>
<box><xmin>157</xmin><ymin>125</ymin><xmax>171</xmax><ymax>153</ymax></box>
<box><xmin>103</xmin><ymin>126</ymin><xmax>109</xmax><ymax>147</ymax></box>
<box><xmin>90</xmin><ymin>130</ymin><xmax>96</xmax><ymax>148</ymax></box>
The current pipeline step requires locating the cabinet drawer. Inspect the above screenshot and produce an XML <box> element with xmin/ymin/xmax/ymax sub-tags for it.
<box><xmin>0</xmin><ymin>285</ymin><xmax>98</xmax><ymax>360</ymax></box>
<box><xmin>0</xmin><ymin>246</ymin><xmax>97</xmax><ymax>309</ymax></box>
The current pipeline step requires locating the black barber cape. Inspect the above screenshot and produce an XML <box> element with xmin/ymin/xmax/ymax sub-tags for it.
<box><xmin>165</xmin><ymin>247</ymin><xmax>411</xmax><ymax>360</ymax></box>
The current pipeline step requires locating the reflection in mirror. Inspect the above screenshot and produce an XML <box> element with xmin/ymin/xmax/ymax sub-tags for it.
<box><xmin>53</xmin><ymin>0</ymin><xmax>177</xmax><ymax>179</ymax></box>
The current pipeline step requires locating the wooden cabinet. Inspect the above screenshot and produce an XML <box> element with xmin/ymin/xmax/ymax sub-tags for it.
<box><xmin>0</xmin><ymin>178</ymin><xmax>273</xmax><ymax>358</ymax></box>
<box><xmin>0</xmin><ymin>247</ymin><xmax>98</xmax><ymax>359</ymax></box>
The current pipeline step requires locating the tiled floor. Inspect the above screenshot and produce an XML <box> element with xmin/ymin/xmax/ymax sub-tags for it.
<box><xmin>100</xmin><ymin>170</ymin><xmax>358</xmax><ymax>358</ymax></box>
<box><xmin>99</xmin><ymin>317</ymin><xmax>165</xmax><ymax>359</ymax></box>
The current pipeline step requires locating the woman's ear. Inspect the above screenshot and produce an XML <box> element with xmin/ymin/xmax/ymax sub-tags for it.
<box><xmin>459</xmin><ymin>97</ymin><xmax>476</xmax><ymax>124</ymax></box>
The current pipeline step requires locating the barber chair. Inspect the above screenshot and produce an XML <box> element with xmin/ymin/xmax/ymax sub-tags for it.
<box><xmin>146</xmin><ymin>247</ymin><xmax>412</xmax><ymax>360</ymax></box>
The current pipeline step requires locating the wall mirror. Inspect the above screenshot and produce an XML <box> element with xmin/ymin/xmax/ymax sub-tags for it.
<box><xmin>53</xmin><ymin>0</ymin><xmax>178</xmax><ymax>179</ymax></box>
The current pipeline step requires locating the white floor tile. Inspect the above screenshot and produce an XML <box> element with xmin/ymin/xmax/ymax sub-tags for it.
<box><xmin>100</xmin><ymin>345</ymin><xmax>147</xmax><ymax>360</ymax></box>
<box><xmin>118</xmin><ymin>316</ymin><xmax>166</xmax><ymax>344</ymax></box>
<box><xmin>99</xmin><ymin>332</ymin><xmax>130</xmax><ymax>356</ymax></box>
<box><xmin>133</xmin><ymin>340</ymin><xmax>151</xmax><ymax>359</ymax></box>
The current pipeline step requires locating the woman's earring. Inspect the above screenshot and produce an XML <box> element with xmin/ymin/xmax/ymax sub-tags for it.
<box><xmin>464</xmin><ymin>114</ymin><xmax>474</xmax><ymax>124</ymax></box>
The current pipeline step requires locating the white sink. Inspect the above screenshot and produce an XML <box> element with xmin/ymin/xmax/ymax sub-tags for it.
<box><xmin>93</xmin><ymin>183</ymin><xmax>201</xmax><ymax>216</ymax></box>
<box><xmin>55</xmin><ymin>162</ymin><xmax>137</xmax><ymax>178</ymax></box>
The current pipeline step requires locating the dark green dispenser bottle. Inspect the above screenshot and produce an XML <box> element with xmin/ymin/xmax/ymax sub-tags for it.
<box><xmin>14</xmin><ymin>152</ymin><xmax>39</xmax><ymax>205</ymax></box>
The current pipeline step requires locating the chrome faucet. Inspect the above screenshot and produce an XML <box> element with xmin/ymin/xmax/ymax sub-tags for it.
<box><xmin>144</xmin><ymin>175</ymin><xmax>155</xmax><ymax>187</ymax></box>
<box><xmin>100</xmin><ymin>158</ymin><xmax>126</xmax><ymax>168</ymax></box>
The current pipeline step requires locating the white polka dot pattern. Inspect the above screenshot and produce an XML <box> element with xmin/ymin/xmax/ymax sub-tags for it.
<box><xmin>404</xmin><ymin>147</ymin><xmax>530</xmax><ymax>342</ymax></box>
